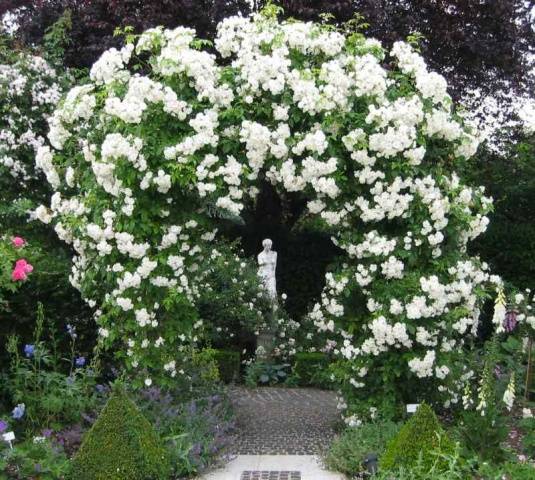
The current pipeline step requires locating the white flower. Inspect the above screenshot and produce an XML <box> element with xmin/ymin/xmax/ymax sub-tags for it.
<box><xmin>408</xmin><ymin>350</ymin><xmax>436</xmax><ymax>378</ymax></box>
<box><xmin>116</xmin><ymin>297</ymin><xmax>134</xmax><ymax>311</ymax></box>
<box><xmin>503</xmin><ymin>373</ymin><xmax>515</xmax><ymax>411</ymax></box>
<box><xmin>493</xmin><ymin>301</ymin><xmax>506</xmax><ymax>334</ymax></box>
<box><xmin>518</xmin><ymin>100</ymin><xmax>535</xmax><ymax>134</ymax></box>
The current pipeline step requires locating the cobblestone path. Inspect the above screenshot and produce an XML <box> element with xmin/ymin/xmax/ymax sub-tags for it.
<box><xmin>228</xmin><ymin>387</ymin><xmax>339</xmax><ymax>455</ymax></box>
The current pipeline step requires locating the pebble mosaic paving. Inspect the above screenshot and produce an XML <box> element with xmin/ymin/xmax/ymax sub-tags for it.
<box><xmin>228</xmin><ymin>387</ymin><xmax>339</xmax><ymax>455</ymax></box>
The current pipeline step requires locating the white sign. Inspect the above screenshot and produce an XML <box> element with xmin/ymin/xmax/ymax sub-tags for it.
<box><xmin>2</xmin><ymin>431</ymin><xmax>15</xmax><ymax>449</ymax></box>
<box><xmin>406</xmin><ymin>403</ymin><xmax>420</xmax><ymax>414</ymax></box>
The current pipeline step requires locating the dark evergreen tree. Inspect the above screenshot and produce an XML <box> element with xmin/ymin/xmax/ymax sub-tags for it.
<box><xmin>271</xmin><ymin>1</ymin><xmax>534</xmax><ymax>102</ymax></box>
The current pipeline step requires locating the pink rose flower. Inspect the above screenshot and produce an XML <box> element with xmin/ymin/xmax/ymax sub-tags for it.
<box><xmin>11</xmin><ymin>268</ymin><xmax>27</xmax><ymax>281</ymax></box>
<box><xmin>15</xmin><ymin>259</ymin><xmax>33</xmax><ymax>273</ymax></box>
<box><xmin>11</xmin><ymin>237</ymin><xmax>25</xmax><ymax>248</ymax></box>
<box><xmin>11</xmin><ymin>259</ymin><xmax>33</xmax><ymax>281</ymax></box>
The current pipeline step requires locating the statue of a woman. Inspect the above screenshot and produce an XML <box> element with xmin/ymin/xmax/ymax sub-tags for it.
<box><xmin>257</xmin><ymin>238</ymin><xmax>277</xmax><ymax>300</ymax></box>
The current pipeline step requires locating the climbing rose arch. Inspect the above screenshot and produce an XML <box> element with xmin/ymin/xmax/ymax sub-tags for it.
<box><xmin>35</xmin><ymin>10</ymin><xmax>497</xmax><ymax>420</ymax></box>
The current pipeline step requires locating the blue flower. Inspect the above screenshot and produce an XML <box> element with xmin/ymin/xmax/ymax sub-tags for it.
<box><xmin>24</xmin><ymin>344</ymin><xmax>35</xmax><ymax>358</ymax></box>
<box><xmin>0</xmin><ymin>419</ymin><xmax>7</xmax><ymax>432</ymax></box>
<box><xmin>75</xmin><ymin>356</ymin><xmax>86</xmax><ymax>367</ymax></box>
<box><xmin>66</xmin><ymin>324</ymin><xmax>77</xmax><ymax>339</ymax></box>
<box><xmin>12</xmin><ymin>403</ymin><xmax>25</xmax><ymax>420</ymax></box>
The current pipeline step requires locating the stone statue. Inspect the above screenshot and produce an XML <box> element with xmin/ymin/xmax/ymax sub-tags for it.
<box><xmin>257</xmin><ymin>238</ymin><xmax>277</xmax><ymax>300</ymax></box>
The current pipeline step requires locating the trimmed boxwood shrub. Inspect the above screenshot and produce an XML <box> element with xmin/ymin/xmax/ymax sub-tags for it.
<box><xmin>293</xmin><ymin>352</ymin><xmax>330</xmax><ymax>387</ymax></box>
<box><xmin>213</xmin><ymin>349</ymin><xmax>240</xmax><ymax>383</ymax></box>
<box><xmin>70</xmin><ymin>385</ymin><xmax>171</xmax><ymax>480</ymax></box>
<box><xmin>380</xmin><ymin>403</ymin><xmax>455</xmax><ymax>473</ymax></box>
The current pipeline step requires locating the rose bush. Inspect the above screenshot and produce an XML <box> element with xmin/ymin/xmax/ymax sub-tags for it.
<box><xmin>35</xmin><ymin>7</ymin><xmax>498</xmax><ymax>415</ymax></box>
<box><xmin>0</xmin><ymin>236</ymin><xmax>34</xmax><ymax>308</ymax></box>
<box><xmin>0</xmin><ymin>49</ymin><xmax>68</xmax><ymax>208</ymax></box>
<box><xmin>0</xmin><ymin>37</ymin><xmax>98</xmax><ymax>358</ymax></box>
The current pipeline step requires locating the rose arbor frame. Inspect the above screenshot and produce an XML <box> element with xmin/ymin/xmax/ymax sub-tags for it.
<box><xmin>37</xmin><ymin>11</ymin><xmax>495</xmax><ymax>417</ymax></box>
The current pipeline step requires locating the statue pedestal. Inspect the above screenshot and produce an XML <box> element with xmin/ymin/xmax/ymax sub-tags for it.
<box><xmin>256</xmin><ymin>331</ymin><xmax>275</xmax><ymax>359</ymax></box>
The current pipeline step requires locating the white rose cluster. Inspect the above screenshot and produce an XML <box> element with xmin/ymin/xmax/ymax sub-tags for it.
<box><xmin>36</xmin><ymin>11</ymin><xmax>495</xmax><ymax>408</ymax></box>
<box><xmin>0</xmin><ymin>54</ymin><xmax>64</xmax><ymax>187</ymax></box>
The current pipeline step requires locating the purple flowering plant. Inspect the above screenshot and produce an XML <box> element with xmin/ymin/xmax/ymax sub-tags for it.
<box><xmin>135</xmin><ymin>384</ymin><xmax>236</xmax><ymax>477</ymax></box>
<box><xmin>0</xmin><ymin>419</ymin><xmax>8</xmax><ymax>433</ymax></box>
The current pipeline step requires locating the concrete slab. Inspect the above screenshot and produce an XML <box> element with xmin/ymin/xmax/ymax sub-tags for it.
<box><xmin>197</xmin><ymin>455</ymin><xmax>345</xmax><ymax>480</ymax></box>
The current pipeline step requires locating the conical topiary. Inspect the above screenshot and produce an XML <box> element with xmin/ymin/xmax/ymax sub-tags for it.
<box><xmin>70</xmin><ymin>385</ymin><xmax>171</xmax><ymax>480</ymax></box>
<box><xmin>380</xmin><ymin>403</ymin><xmax>455</xmax><ymax>472</ymax></box>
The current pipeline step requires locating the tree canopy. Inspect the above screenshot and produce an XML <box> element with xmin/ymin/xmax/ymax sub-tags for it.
<box><xmin>4</xmin><ymin>0</ymin><xmax>533</xmax><ymax>101</ymax></box>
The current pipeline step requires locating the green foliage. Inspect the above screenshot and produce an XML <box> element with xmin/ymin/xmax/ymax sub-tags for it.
<box><xmin>376</xmin><ymin>451</ymin><xmax>535</xmax><ymax>480</ymax></box>
<box><xmin>328</xmin><ymin>359</ymin><xmax>403</xmax><ymax>422</ymax></box>
<box><xmin>0</xmin><ymin>230</ymin><xmax>92</xmax><ymax>372</ymax></box>
<box><xmin>190</xmin><ymin>348</ymin><xmax>221</xmax><ymax>385</ymax></box>
<box><xmin>245</xmin><ymin>360</ymin><xmax>290</xmax><ymax>387</ymax></box>
<box><xmin>195</xmin><ymin>242</ymin><xmax>274</xmax><ymax>351</ymax></box>
<box><xmin>519</xmin><ymin>415</ymin><xmax>535</xmax><ymax>458</ymax></box>
<box><xmin>291</xmin><ymin>352</ymin><xmax>331</xmax><ymax>388</ymax></box>
<box><xmin>469</xmin><ymin>138</ymin><xmax>535</xmax><ymax>290</ymax></box>
<box><xmin>2</xmin><ymin>304</ymin><xmax>98</xmax><ymax>431</ymax></box>
<box><xmin>323</xmin><ymin>420</ymin><xmax>400</xmax><ymax>476</ymax></box>
<box><xmin>71</xmin><ymin>385</ymin><xmax>171</xmax><ymax>480</ymax></box>
<box><xmin>212</xmin><ymin>349</ymin><xmax>241</xmax><ymax>383</ymax></box>
<box><xmin>457</xmin><ymin>410</ymin><xmax>509</xmax><ymax>462</ymax></box>
<box><xmin>381</xmin><ymin>403</ymin><xmax>455</xmax><ymax>472</ymax></box>
<box><xmin>260</xmin><ymin>1</ymin><xmax>284</xmax><ymax>19</ymax></box>
<box><xmin>42</xmin><ymin>9</ymin><xmax>73</xmax><ymax>64</ymax></box>
<box><xmin>455</xmin><ymin>337</ymin><xmax>510</xmax><ymax>462</ymax></box>
<box><xmin>376</xmin><ymin>445</ymin><xmax>472</xmax><ymax>480</ymax></box>
<box><xmin>0</xmin><ymin>437</ymin><xmax>72</xmax><ymax>479</ymax></box>
<box><xmin>477</xmin><ymin>460</ymin><xmax>535</xmax><ymax>480</ymax></box>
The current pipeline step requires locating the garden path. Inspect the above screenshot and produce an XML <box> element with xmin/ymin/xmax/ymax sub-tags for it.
<box><xmin>228</xmin><ymin>387</ymin><xmax>339</xmax><ymax>455</ymax></box>
<box><xmin>197</xmin><ymin>387</ymin><xmax>343</xmax><ymax>479</ymax></box>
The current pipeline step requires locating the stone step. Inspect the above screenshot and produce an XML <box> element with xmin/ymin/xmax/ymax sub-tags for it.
<box><xmin>197</xmin><ymin>455</ymin><xmax>345</xmax><ymax>480</ymax></box>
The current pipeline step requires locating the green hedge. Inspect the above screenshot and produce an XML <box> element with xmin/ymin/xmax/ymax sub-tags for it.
<box><xmin>71</xmin><ymin>385</ymin><xmax>171</xmax><ymax>480</ymax></box>
<box><xmin>381</xmin><ymin>403</ymin><xmax>455</xmax><ymax>473</ymax></box>
<box><xmin>212</xmin><ymin>349</ymin><xmax>240</xmax><ymax>383</ymax></box>
<box><xmin>293</xmin><ymin>352</ymin><xmax>330</xmax><ymax>387</ymax></box>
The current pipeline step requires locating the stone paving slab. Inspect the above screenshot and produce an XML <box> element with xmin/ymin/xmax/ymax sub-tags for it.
<box><xmin>228</xmin><ymin>387</ymin><xmax>339</xmax><ymax>455</ymax></box>
<box><xmin>198</xmin><ymin>455</ymin><xmax>345</xmax><ymax>480</ymax></box>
